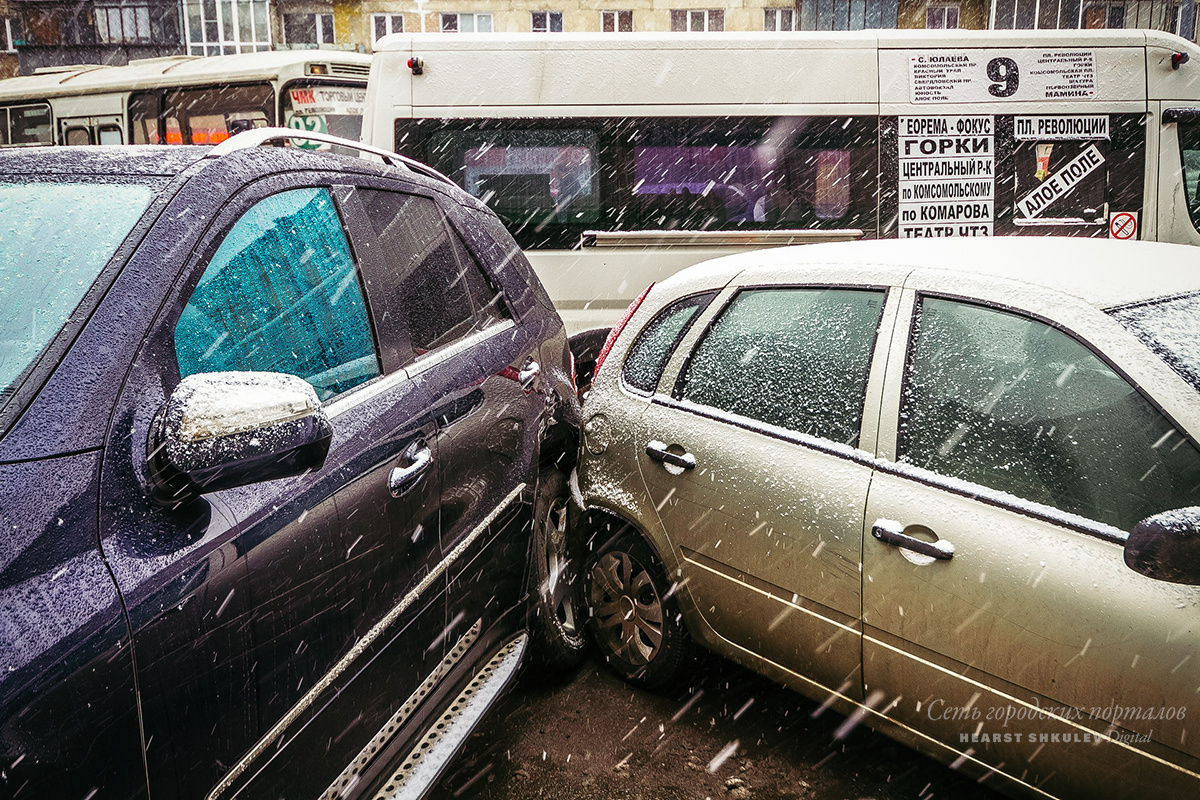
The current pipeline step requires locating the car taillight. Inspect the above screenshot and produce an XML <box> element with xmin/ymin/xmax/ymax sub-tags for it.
<box><xmin>593</xmin><ymin>282</ymin><xmax>654</xmax><ymax>382</ymax></box>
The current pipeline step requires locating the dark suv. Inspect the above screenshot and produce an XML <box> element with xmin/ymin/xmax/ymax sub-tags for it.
<box><xmin>0</xmin><ymin>133</ymin><xmax>582</xmax><ymax>800</ymax></box>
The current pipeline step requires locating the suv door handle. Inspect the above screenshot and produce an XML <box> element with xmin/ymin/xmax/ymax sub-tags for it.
<box><xmin>518</xmin><ymin>360</ymin><xmax>540</xmax><ymax>389</ymax></box>
<box><xmin>646</xmin><ymin>440</ymin><xmax>696</xmax><ymax>470</ymax></box>
<box><xmin>388</xmin><ymin>441</ymin><xmax>432</xmax><ymax>497</ymax></box>
<box><xmin>871</xmin><ymin>519</ymin><xmax>954</xmax><ymax>560</ymax></box>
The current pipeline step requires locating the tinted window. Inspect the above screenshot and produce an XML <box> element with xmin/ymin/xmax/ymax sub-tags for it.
<box><xmin>679</xmin><ymin>288</ymin><xmax>885</xmax><ymax>446</ymax></box>
<box><xmin>622</xmin><ymin>293</ymin><xmax>714</xmax><ymax>393</ymax></box>
<box><xmin>1179</xmin><ymin>119</ymin><xmax>1200</xmax><ymax>233</ymax></box>
<box><xmin>357</xmin><ymin>189</ymin><xmax>505</xmax><ymax>363</ymax></box>
<box><xmin>900</xmin><ymin>298</ymin><xmax>1200</xmax><ymax>530</ymax></box>
<box><xmin>398</xmin><ymin>116</ymin><xmax>878</xmax><ymax>249</ymax></box>
<box><xmin>174</xmin><ymin>187</ymin><xmax>380</xmax><ymax>400</ymax></box>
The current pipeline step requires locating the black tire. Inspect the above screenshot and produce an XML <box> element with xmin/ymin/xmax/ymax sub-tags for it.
<box><xmin>585</xmin><ymin>525</ymin><xmax>692</xmax><ymax>689</ymax></box>
<box><xmin>528</xmin><ymin>468</ymin><xmax>588</xmax><ymax>670</ymax></box>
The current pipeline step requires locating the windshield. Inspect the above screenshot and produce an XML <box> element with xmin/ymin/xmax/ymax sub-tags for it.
<box><xmin>281</xmin><ymin>82</ymin><xmax>367</xmax><ymax>149</ymax></box>
<box><xmin>1110</xmin><ymin>292</ymin><xmax>1200</xmax><ymax>392</ymax></box>
<box><xmin>0</xmin><ymin>181</ymin><xmax>157</xmax><ymax>406</ymax></box>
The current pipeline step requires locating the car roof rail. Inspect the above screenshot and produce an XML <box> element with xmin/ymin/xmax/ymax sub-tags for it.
<box><xmin>206</xmin><ymin>127</ymin><xmax>456</xmax><ymax>187</ymax></box>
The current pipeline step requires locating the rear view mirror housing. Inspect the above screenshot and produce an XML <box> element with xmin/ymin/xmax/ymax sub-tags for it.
<box><xmin>1124</xmin><ymin>507</ymin><xmax>1200</xmax><ymax>586</ymax></box>
<box><xmin>149</xmin><ymin>371</ymin><xmax>333</xmax><ymax>499</ymax></box>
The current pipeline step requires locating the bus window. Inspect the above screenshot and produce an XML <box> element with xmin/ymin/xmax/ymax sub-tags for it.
<box><xmin>1179</xmin><ymin>119</ymin><xmax>1200</xmax><ymax>233</ymax></box>
<box><xmin>281</xmin><ymin>83</ymin><xmax>367</xmax><ymax>146</ymax></box>
<box><xmin>130</xmin><ymin>91</ymin><xmax>162</xmax><ymax>144</ymax></box>
<box><xmin>403</xmin><ymin>116</ymin><xmax>878</xmax><ymax>249</ymax></box>
<box><xmin>10</xmin><ymin>104</ymin><xmax>53</xmax><ymax>146</ymax></box>
<box><xmin>163</xmin><ymin>84</ymin><xmax>273</xmax><ymax>145</ymax></box>
<box><xmin>1012</xmin><ymin>138</ymin><xmax>1108</xmax><ymax>225</ymax></box>
<box><xmin>0</xmin><ymin>109</ymin><xmax>8</xmax><ymax>146</ymax></box>
<box><xmin>64</xmin><ymin>127</ymin><xmax>92</xmax><ymax>146</ymax></box>
<box><xmin>428</xmin><ymin>128</ymin><xmax>600</xmax><ymax>231</ymax></box>
<box><xmin>98</xmin><ymin>125</ymin><xmax>123</xmax><ymax>145</ymax></box>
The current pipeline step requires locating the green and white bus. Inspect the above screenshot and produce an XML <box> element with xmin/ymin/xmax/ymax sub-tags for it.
<box><xmin>0</xmin><ymin>49</ymin><xmax>369</xmax><ymax>148</ymax></box>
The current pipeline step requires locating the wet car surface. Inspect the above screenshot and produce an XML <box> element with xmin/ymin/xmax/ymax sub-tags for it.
<box><xmin>0</xmin><ymin>136</ymin><xmax>581</xmax><ymax>799</ymax></box>
<box><xmin>576</xmin><ymin>236</ymin><xmax>1200</xmax><ymax>800</ymax></box>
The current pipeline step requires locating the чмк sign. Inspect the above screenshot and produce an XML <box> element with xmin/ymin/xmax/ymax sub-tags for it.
<box><xmin>898</xmin><ymin>116</ymin><xmax>994</xmax><ymax>238</ymax></box>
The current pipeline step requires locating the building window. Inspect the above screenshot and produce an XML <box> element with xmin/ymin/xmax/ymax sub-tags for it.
<box><xmin>1082</xmin><ymin>0</ymin><xmax>1126</xmax><ymax>27</ymax></box>
<box><xmin>284</xmin><ymin>13</ymin><xmax>334</xmax><ymax>45</ymax></box>
<box><xmin>95</xmin><ymin>0</ymin><xmax>158</xmax><ymax>43</ymax></box>
<box><xmin>441</xmin><ymin>12</ymin><xmax>493</xmax><ymax>32</ymax></box>
<box><xmin>670</xmin><ymin>9</ymin><xmax>724</xmax><ymax>30</ymax></box>
<box><xmin>926</xmin><ymin>2</ymin><xmax>961</xmax><ymax>27</ymax></box>
<box><xmin>184</xmin><ymin>0</ymin><xmax>271</xmax><ymax>54</ymax></box>
<box><xmin>531</xmin><ymin>11</ymin><xmax>564</xmax><ymax>32</ymax></box>
<box><xmin>601</xmin><ymin>9</ymin><xmax>633</xmax><ymax>31</ymax></box>
<box><xmin>372</xmin><ymin>13</ymin><xmax>403</xmax><ymax>45</ymax></box>
<box><xmin>763</xmin><ymin>7</ymin><xmax>797</xmax><ymax>29</ymax></box>
<box><xmin>2</xmin><ymin>17</ymin><xmax>17</xmax><ymax>51</ymax></box>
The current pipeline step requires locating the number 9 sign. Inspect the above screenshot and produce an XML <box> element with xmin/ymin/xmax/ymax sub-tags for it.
<box><xmin>987</xmin><ymin>57</ymin><xmax>1020</xmax><ymax>98</ymax></box>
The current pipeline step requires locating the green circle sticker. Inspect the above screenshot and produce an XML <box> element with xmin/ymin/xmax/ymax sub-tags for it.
<box><xmin>285</xmin><ymin>114</ymin><xmax>328</xmax><ymax>149</ymax></box>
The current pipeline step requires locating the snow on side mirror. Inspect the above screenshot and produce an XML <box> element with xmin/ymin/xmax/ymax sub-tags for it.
<box><xmin>148</xmin><ymin>371</ymin><xmax>333</xmax><ymax>500</ymax></box>
<box><xmin>1124</xmin><ymin>507</ymin><xmax>1200</xmax><ymax>586</ymax></box>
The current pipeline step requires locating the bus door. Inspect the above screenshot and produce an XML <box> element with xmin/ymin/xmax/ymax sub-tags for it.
<box><xmin>1158</xmin><ymin>105</ymin><xmax>1200</xmax><ymax>246</ymax></box>
<box><xmin>58</xmin><ymin>115</ymin><xmax>124</xmax><ymax>146</ymax></box>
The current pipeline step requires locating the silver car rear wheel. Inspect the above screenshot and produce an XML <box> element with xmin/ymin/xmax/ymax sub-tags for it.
<box><xmin>586</xmin><ymin>527</ymin><xmax>691</xmax><ymax>688</ymax></box>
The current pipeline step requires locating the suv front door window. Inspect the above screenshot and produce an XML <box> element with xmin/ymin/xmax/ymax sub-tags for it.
<box><xmin>174</xmin><ymin>186</ymin><xmax>380</xmax><ymax>401</ymax></box>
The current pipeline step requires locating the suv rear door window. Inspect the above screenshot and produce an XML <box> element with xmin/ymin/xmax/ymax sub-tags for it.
<box><xmin>356</xmin><ymin>189</ymin><xmax>506</xmax><ymax>365</ymax></box>
<box><xmin>174</xmin><ymin>187</ymin><xmax>380</xmax><ymax>400</ymax></box>
<box><xmin>679</xmin><ymin>287</ymin><xmax>885</xmax><ymax>446</ymax></box>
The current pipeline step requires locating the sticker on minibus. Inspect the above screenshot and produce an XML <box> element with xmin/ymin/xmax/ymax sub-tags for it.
<box><xmin>899</xmin><ymin>115</ymin><xmax>995</xmax><ymax>237</ymax></box>
<box><xmin>908</xmin><ymin>50</ymin><xmax>1097</xmax><ymax>104</ymax></box>
<box><xmin>287</xmin><ymin>87</ymin><xmax>367</xmax><ymax>117</ymax></box>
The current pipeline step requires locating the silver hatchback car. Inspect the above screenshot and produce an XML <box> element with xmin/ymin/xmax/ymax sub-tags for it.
<box><xmin>576</xmin><ymin>237</ymin><xmax>1200</xmax><ymax>800</ymax></box>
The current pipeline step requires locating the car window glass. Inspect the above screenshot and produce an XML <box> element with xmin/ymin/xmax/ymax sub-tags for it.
<box><xmin>174</xmin><ymin>187</ymin><xmax>380</xmax><ymax>401</ymax></box>
<box><xmin>679</xmin><ymin>288</ymin><xmax>885</xmax><ymax>447</ymax></box>
<box><xmin>1110</xmin><ymin>292</ymin><xmax>1200</xmax><ymax>393</ymax></box>
<box><xmin>357</xmin><ymin>189</ymin><xmax>506</xmax><ymax>362</ymax></box>
<box><xmin>1</xmin><ymin>180</ymin><xmax>157</xmax><ymax>405</ymax></box>
<box><xmin>622</xmin><ymin>292</ymin><xmax>715</xmax><ymax>393</ymax></box>
<box><xmin>899</xmin><ymin>298</ymin><xmax>1200</xmax><ymax>531</ymax></box>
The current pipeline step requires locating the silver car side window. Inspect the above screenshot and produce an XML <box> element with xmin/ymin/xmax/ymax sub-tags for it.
<box><xmin>622</xmin><ymin>292</ymin><xmax>715</xmax><ymax>393</ymax></box>
<box><xmin>899</xmin><ymin>297</ymin><xmax>1200</xmax><ymax>531</ymax></box>
<box><xmin>678</xmin><ymin>287</ymin><xmax>885</xmax><ymax>447</ymax></box>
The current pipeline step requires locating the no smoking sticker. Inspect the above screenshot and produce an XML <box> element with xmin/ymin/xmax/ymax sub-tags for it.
<box><xmin>1110</xmin><ymin>211</ymin><xmax>1138</xmax><ymax>240</ymax></box>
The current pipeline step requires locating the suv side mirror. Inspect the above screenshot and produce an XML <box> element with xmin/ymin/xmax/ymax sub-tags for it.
<box><xmin>149</xmin><ymin>371</ymin><xmax>333</xmax><ymax>498</ymax></box>
<box><xmin>1124</xmin><ymin>508</ymin><xmax>1200</xmax><ymax>585</ymax></box>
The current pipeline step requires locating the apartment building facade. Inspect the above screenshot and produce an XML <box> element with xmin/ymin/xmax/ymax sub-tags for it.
<box><xmin>2</xmin><ymin>0</ymin><xmax>1192</xmax><ymax>75</ymax></box>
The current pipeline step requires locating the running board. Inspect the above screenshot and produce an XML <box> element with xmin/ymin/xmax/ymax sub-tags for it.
<box><xmin>371</xmin><ymin>634</ymin><xmax>527</xmax><ymax>800</ymax></box>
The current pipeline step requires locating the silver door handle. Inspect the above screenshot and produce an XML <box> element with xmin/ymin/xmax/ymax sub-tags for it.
<box><xmin>518</xmin><ymin>360</ymin><xmax>540</xmax><ymax>389</ymax></box>
<box><xmin>871</xmin><ymin>518</ymin><xmax>954</xmax><ymax>560</ymax></box>
<box><xmin>388</xmin><ymin>442</ymin><xmax>432</xmax><ymax>497</ymax></box>
<box><xmin>646</xmin><ymin>440</ymin><xmax>696</xmax><ymax>470</ymax></box>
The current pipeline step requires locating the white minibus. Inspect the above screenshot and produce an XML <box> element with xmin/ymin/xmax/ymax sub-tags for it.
<box><xmin>365</xmin><ymin>29</ymin><xmax>1200</xmax><ymax>382</ymax></box>
<box><xmin>0</xmin><ymin>50</ymin><xmax>370</xmax><ymax>149</ymax></box>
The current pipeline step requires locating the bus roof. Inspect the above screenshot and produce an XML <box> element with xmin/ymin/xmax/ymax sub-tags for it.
<box><xmin>373</xmin><ymin>27</ymin><xmax>1197</xmax><ymax>54</ymax></box>
<box><xmin>0</xmin><ymin>50</ymin><xmax>372</xmax><ymax>100</ymax></box>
